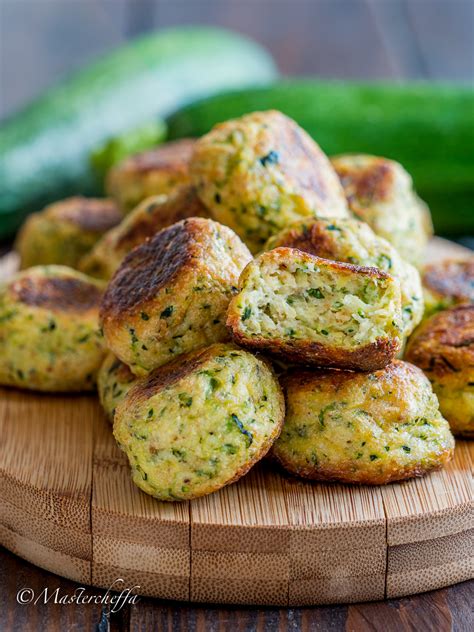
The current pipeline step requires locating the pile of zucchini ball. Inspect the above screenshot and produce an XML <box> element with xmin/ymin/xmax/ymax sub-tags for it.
<box><xmin>4</xmin><ymin>110</ymin><xmax>472</xmax><ymax>501</ymax></box>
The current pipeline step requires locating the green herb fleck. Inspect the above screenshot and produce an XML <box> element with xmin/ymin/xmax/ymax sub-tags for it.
<box><xmin>230</xmin><ymin>413</ymin><xmax>253</xmax><ymax>446</ymax></box>
<box><xmin>160</xmin><ymin>306</ymin><xmax>174</xmax><ymax>319</ymax></box>
<box><xmin>223</xmin><ymin>444</ymin><xmax>237</xmax><ymax>455</ymax></box>
<box><xmin>178</xmin><ymin>393</ymin><xmax>193</xmax><ymax>407</ymax></box>
<box><xmin>259</xmin><ymin>150</ymin><xmax>279</xmax><ymax>166</ymax></box>
<box><xmin>241</xmin><ymin>306</ymin><xmax>252</xmax><ymax>321</ymax></box>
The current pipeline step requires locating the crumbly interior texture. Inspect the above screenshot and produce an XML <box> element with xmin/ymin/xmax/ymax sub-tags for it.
<box><xmin>114</xmin><ymin>344</ymin><xmax>284</xmax><ymax>500</ymax></box>
<box><xmin>97</xmin><ymin>353</ymin><xmax>137</xmax><ymax>422</ymax></box>
<box><xmin>0</xmin><ymin>266</ymin><xmax>106</xmax><ymax>391</ymax></box>
<box><xmin>231</xmin><ymin>251</ymin><xmax>402</xmax><ymax>350</ymax></box>
<box><xmin>331</xmin><ymin>154</ymin><xmax>432</xmax><ymax>268</ymax></box>
<box><xmin>265</xmin><ymin>217</ymin><xmax>423</xmax><ymax>338</ymax></box>
<box><xmin>272</xmin><ymin>362</ymin><xmax>454</xmax><ymax>484</ymax></box>
<box><xmin>191</xmin><ymin>110</ymin><xmax>348</xmax><ymax>252</ymax></box>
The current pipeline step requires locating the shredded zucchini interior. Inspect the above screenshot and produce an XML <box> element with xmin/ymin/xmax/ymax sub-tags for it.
<box><xmin>238</xmin><ymin>258</ymin><xmax>402</xmax><ymax>348</ymax></box>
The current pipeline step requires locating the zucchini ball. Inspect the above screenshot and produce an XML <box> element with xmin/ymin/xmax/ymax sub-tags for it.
<box><xmin>265</xmin><ymin>216</ymin><xmax>423</xmax><ymax>339</ymax></box>
<box><xmin>15</xmin><ymin>197</ymin><xmax>122</xmax><ymax>269</ymax></box>
<box><xmin>97</xmin><ymin>353</ymin><xmax>137</xmax><ymax>423</ymax></box>
<box><xmin>405</xmin><ymin>304</ymin><xmax>474</xmax><ymax>437</ymax></box>
<box><xmin>190</xmin><ymin>110</ymin><xmax>349</xmax><ymax>253</ymax></box>
<box><xmin>227</xmin><ymin>247</ymin><xmax>403</xmax><ymax>371</ymax></box>
<box><xmin>331</xmin><ymin>154</ymin><xmax>432</xmax><ymax>267</ymax></box>
<box><xmin>106</xmin><ymin>138</ymin><xmax>195</xmax><ymax>212</ymax></box>
<box><xmin>100</xmin><ymin>217</ymin><xmax>252</xmax><ymax>376</ymax></box>
<box><xmin>114</xmin><ymin>343</ymin><xmax>285</xmax><ymax>501</ymax></box>
<box><xmin>272</xmin><ymin>361</ymin><xmax>454</xmax><ymax>484</ymax></box>
<box><xmin>80</xmin><ymin>186</ymin><xmax>208</xmax><ymax>280</ymax></box>
<box><xmin>0</xmin><ymin>266</ymin><xmax>106</xmax><ymax>391</ymax></box>
<box><xmin>422</xmin><ymin>257</ymin><xmax>474</xmax><ymax>317</ymax></box>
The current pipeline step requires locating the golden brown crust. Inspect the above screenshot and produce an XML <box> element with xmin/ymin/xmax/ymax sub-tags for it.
<box><xmin>54</xmin><ymin>197</ymin><xmax>122</xmax><ymax>232</ymax></box>
<box><xmin>405</xmin><ymin>305</ymin><xmax>474</xmax><ymax>379</ymax></box>
<box><xmin>281</xmin><ymin>360</ymin><xmax>422</xmax><ymax>397</ymax></box>
<box><xmin>273</xmin><ymin>451</ymin><xmax>451</xmax><ymax>485</ymax></box>
<box><xmin>334</xmin><ymin>157</ymin><xmax>394</xmax><ymax>206</ymax></box>
<box><xmin>100</xmin><ymin>218</ymin><xmax>203</xmax><ymax>320</ymax></box>
<box><xmin>115</xmin><ymin>139</ymin><xmax>195</xmax><ymax>175</ymax></box>
<box><xmin>115</xmin><ymin>186</ymin><xmax>208</xmax><ymax>251</ymax></box>
<box><xmin>423</xmin><ymin>258</ymin><xmax>474</xmax><ymax>304</ymax></box>
<box><xmin>266</xmin><ymin>113</ymin><xmax>337</xmax><ymax>204</ymax></box>
<box><xmin>128</xmin><ymin>344</ymin><xmax>220</xmax><ymax>404</ymax></box>
<box><xmin>267</xmin><ymin>221</ymin><xmax>342</xmax><ymax>258</ymax></box>
<box><xmin>251</xmin><ymin>246</ymin><xmax>393</xmax><ymax>283</ymax></box>
<box><xmin>9</xmin><ymin>274</ymin><xmax>103</xmax><ymax>313</ymax></box>
<box><xmin>229</xmin><ymin>327</ymin><xmax>400</xmax><ymax>372</ymax></box>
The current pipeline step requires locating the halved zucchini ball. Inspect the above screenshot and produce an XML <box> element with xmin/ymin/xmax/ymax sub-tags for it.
<box><xmin>227</xmin><ymin>247</ymin><xmax>403</xmax><ymax>371</ymax></box>
<box><xmin>264</xmin><ymin>216</ymin><xmax>423</xmax><ymax>338</ymax></box>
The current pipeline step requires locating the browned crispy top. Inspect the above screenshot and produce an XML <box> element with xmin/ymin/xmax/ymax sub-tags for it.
<box><xmin>116</xmin><ymin>186</ymin><xmax>208</xmax><ymax>251</ymax></box>
<box><xmin>52</xmin><ymin>197</ymin><xmax>122</xmax><ymax>232</ymax></box>
<box><xmin>265</xmin><ymin>247</ymin><xmax>390</xmax><ymax>282</ymax></box>
<box><xmin>119</xmin><ymin>139</ymin><xmax>196</xmax><ymax>174</ymax></box>
<box><xmin>406</xmin><ymin>305</ymin><xmax>474</xmax><ymax>377</ymax></box>
<box><xmin>272</xmin><ymin>112</ymin><xmax>335</xmax><ymax>202</ymax></box>
<box><xmin>129</xmin><ymin>344</ymin><xmax>224</xmax><ymax>402</ymax></box>
<box><xmin>272</xmin><ymin>221</ymin><xmax>342</xmax><ymax>259</ymax></box>
<box><xmin>10</xmin><ymin>274</ymin><xmax>103</xmax><ymax>312</ymax></box>
<box><xmin>100</xmin><ymin>217</ymin><xmax>212</xmax><ymax>318</ymax></box>
<box><xmin>282</xmin><ymin>360</ymin><xmax>421</xmax><ymax>397</ymax></box>
<box><xmin>423</xmin><ymin>258</ymin><xmax>474</xmax><ymax>302</ymax></box>
<box><xmin>333</xmin><ymin>158</ymin><xmax>395</xmax><ymax>205</ymax></box>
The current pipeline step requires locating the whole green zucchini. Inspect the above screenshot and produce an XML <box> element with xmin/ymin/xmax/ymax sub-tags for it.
<box><xmin>167</xmin><ymin>80</ymin><xmax>474</xmax><ymax>236</ymax></box>
<box><xmin>0</xmin><ymin>27</ymin><xmax>276</xmax><ymax>238</ymax></box>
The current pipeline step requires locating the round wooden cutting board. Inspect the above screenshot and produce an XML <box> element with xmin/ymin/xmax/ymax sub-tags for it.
<box><xmin>0</xmin><ymin>238</ymin><xmax>473</xmax><ymax>606</ymax></box>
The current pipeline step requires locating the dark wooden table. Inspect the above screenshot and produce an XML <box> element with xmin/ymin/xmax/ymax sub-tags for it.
<box><xmin>1</xmin><ymin>546</ymin><xmax>473</xmax><ymax>631</ymax></box>
<box><xmin>1</xmin><ymin>1</ymin><xmax>473</xmax><ymax>629</ymax></box>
